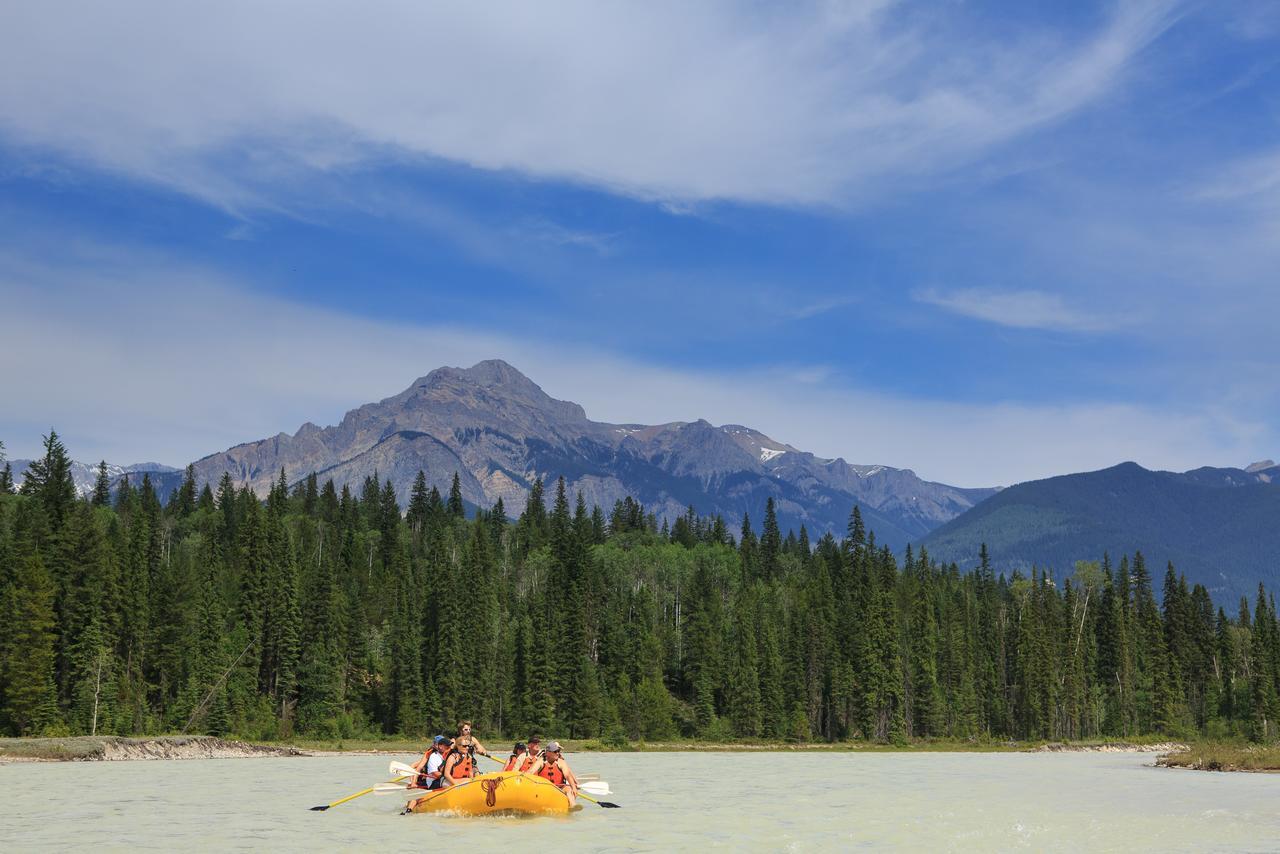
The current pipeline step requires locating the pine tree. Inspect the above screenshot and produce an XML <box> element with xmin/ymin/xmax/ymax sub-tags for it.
<box><xmin>760</xmin><ymin>498</ymin><xmax>781</xmax><ymax>581</ymax></box>
<box><xmin>91</xmin><ymin>461</ymin><xmax>112</xmax><ymax>507</ymax></box>
<box><xmin>407</xmin><ymin>470</ymin><xmax>430</xmax><ymax>537</ymax></box>
<box><xmin>447</xmin><ymin>473</ymin><xmax>465</xmax><ymax>519</ymax></box>
<box><xmin>173</xmin><ymin>464</ymin><xmax>197</xmax><ymax>518</ymax></box>
<box><xmin>20</xmin><ymin>430</ymin><xmax>76</xmax><ymax>529</ymax></box>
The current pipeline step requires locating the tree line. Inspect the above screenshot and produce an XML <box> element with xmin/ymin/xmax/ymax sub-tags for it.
<box><xmin>1</xmin><ymin>430</ymin><xmax>1278</xmax><ymax>743</ymax></box>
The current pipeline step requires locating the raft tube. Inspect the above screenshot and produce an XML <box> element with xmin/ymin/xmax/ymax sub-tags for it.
<box><xmin>406</xmin><ymin>771</ymin><xmax>574</xmax><ymax>816</ymax></box>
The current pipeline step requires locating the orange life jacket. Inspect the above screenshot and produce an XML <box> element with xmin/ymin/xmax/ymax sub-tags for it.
<box><xmin>503</xmin><ymin>752</ymin><xmax>525</xmax><ymax>772</ymax></box>
<box><xmin>538</xmin><ymin>759</ymin><xmax>566</xmax><ymax>788</ymax></box>
<box><xmin>446</xmin><ymin>749</ymin><xmax>473</xmax><ymax>781</ymax></box>
<box><xmin>519</xmin><ymin>752</ymin><xmax>538</xmax><ymax>772</ymax></box>
<box><xmin>413</xmin><ymin>750</ymin><xmax>434</xmax><ymax>788</ymax></box>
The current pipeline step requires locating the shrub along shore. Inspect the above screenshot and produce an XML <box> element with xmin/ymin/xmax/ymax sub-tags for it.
<box><xmin>1157</xmin><ymin>742</ymin><xmax>1280</xmax><ymax>772</ymax></box>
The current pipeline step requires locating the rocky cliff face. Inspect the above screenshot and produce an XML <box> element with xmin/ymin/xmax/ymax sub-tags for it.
<box><xmin>189</xmin><ymin>359</ymin><xmax>998</xmax><ymax>548</ymax></box>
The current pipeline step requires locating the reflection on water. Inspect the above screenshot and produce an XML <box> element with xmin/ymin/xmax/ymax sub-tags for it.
<box><xmin>2</xmin><ymin>751</ymin><xmax>1278</xmax><ymax>851</ymax></box>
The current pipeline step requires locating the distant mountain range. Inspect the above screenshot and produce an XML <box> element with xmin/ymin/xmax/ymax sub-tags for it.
<box><xmin>8</xmin><ymin>459</ymin><xmax>182</xmax><ymax>500</ymax></box>
<box><xmin>922</xmin><ymin>460</ymin><xmax>1280</xmax><ymax>601</ymax></box>
<box><xmin>13</xmin><ymin>360</ymin><xmax>1279</xmax><ymax>597</ymax></box>
<box><xmin>182</xmin><ymin>360</ymin><xmax>996</xmax><ymax>550</ymax></box>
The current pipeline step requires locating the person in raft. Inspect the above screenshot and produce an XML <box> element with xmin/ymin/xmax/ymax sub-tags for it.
<box><xmin>411</xmin><ymin>736</ymin><xmax>450</xmax><ymax>789</ymax></box>
<box><xmin>525</xmin><ymin>741</ymin><xmax>579</xmax><ymax>807</ymax></box>
<box><xmin>440</xmin><ymin>736</ymin><xmax>477</xmax><ymax>787</ymax></box>
<box><xmin>504</xmin><ymin>742</ymin><xmax>528</xmax><ymax>772</ymax></box>
<box><xmin>454</xmin><ymin>719</ymin><xmax>492</xmax><ymax>766</ymax></box>
<box><xmin>518</xmin><ymin>735</ymin><xmax>542</xmax><ymax>771</ymax></box>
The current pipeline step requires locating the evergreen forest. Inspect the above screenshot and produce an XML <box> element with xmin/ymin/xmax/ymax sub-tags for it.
<box><xmin>2</xmin><ymin>431</ymin><xmax>1279</xmax><ymax>745</ymax></box>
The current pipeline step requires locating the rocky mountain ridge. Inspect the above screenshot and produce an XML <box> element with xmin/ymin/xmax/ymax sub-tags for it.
<box><xmin>187</xmin><ymin>359</ymin><xmax>997</xmax><ymax>548</ymax></box>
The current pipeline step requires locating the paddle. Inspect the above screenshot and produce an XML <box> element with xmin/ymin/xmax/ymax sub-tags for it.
<box><xmin>577</xmin><ymin>791</ymin><xmax>622</xmax><ymax>809</ymax></box>
<box><xmin>373</xmin><ymin>782</ymin><xmax>418</xmax><ymax>796</ymax></box>
<box><xmin>389</xmin><ymin>760</ymin><xmax>421</xmax><ymax>778</ymax></box>
<box><xmin>310</xmin><ymin>775</ymin><xmax>411</xmax><ymax>811</ymax></box>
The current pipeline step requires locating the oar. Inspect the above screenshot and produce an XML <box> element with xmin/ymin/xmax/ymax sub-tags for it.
<box><xmin>577</xmin><ymin>790</ymin><xmax>622</xmax><ymax>809</ymax></box>
<box><xmin>310</xmin><ymin>775</ymin><xmax>411</xmax><ymax>811</ymax></box>
<box><xmin>374</xmin><ymin>782</ymin><xmax>418</xmax><ymax>796</ymax></box>
<box><xmin>389</xmin><ymin>760</ymin><xmax>420</xmax><ymax>778</ymax></box>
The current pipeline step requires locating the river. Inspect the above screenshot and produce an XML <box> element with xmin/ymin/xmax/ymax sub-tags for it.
<box><xmin>3</xmin><ymin>751</ymin><xmax>1277</xmax><ymax>851</ymax></box>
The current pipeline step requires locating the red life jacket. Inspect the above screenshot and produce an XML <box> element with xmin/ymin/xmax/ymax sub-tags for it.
<box><xmin>503</xmin><ymin>752</ymin><xmax>525</xmax><ymax>772</ymax></box>
<box><xmin>538</xmin><ymin>759</ymin><xmax>566</xmax><ymax>788</ymax></box>
<box><xmin>446</xmin><ymin>749</ymin><xmax>473</xmax><ymax>781</ymax></box>
<box><xmin>519</xmin><ymin>752</ymin><xmax>539</xmax><ymax>772</ymax></box>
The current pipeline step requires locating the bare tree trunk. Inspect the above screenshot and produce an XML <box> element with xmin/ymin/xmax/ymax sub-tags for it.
<box><xmin>90</xmin><ymin>653</ymin><xmax>104</xmax><ymax>736</ymax></box>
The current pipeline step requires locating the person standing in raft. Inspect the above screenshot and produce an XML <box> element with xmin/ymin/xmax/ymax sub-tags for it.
<box><xmin>526</xmin><ymin>741</ymin><xmax>579</xmax><ymax>808</ymax></box>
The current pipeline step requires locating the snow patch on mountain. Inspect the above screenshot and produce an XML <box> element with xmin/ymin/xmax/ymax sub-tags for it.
<box><xmin>760</xmin><ymin>447</ymin><xmax>786</xmax><ymax>462</ymax></box>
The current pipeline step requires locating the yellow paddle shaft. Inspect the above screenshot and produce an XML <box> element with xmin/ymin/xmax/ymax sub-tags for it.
<box><xmin>326</xmin><ymin>776</ymin><xmax>409</xmax><ymax>809</ymax></box>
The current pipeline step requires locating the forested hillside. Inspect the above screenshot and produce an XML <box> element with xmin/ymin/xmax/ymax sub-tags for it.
<box><xmin>2</xmin><ymin>432</ymin><xmax>1279</xmax><ymax>744</ymax></box>
<box><xmin>923</xmin><ymin>461</ymin><xmax>1280</xmax><ymax>602</ymax></box>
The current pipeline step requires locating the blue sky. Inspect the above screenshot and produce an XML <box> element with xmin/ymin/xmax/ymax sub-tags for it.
<box><xmin>2</xmin><ymin>0</ymin><xmax>1279</xmax><ymax>486</ymax></box>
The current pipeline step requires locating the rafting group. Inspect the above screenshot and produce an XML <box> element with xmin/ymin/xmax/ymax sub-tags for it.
<box><xmin>401</xmin><ymin>720</ymin><xmax>588</xmax><ymax>815</ymax></box>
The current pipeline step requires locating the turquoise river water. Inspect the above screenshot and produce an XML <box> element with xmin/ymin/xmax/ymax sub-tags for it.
<box><xmin>2</xmin><ymin>751</ymin><xmax>1278</xmax><ymax>851</ymax></box>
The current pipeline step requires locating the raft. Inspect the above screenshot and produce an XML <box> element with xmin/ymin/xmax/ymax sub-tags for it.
<box><xmin>406</xmin><ymin>771</ymin><xmax>575</xmax><ymax>816</ymax></box>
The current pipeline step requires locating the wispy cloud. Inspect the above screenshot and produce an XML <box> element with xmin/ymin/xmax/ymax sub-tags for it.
<box><xmin>1194</xmin><ymin>149</ymin><xmax>1280</xmax><ymax>204</ymax></box>
<box><xmin>913</xmin><ymin>287</ymin><xmax>1117</xmax><ymax>333</ymax></box>
<box><xmin>784</xmin><ymin>294</ymin><xmax>860</xmax><ymax>320</ymax></box>
<box><xmin>0</xmin><ymin>1</ymin><xmax>1180</xmax><ymax>211</ymax></box>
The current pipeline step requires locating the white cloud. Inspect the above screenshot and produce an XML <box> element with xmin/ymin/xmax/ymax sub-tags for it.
<box><xmin>1</xmin><ymin>242</ymin><xmax>1268</xmax><ymax>487</ymax></box>
<box><xmin>0</xmin><ymin>0</ymin><xmax>1179</xmax><ymax>210</ymax></box>
<box><xmin>913</xmin><ymin>287</ymin><xmax>1116</xmax><ymax>333</ymax></box>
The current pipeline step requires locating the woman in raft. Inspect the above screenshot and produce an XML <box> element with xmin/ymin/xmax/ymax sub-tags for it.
<box><xmin>453</xmin><ymin>720</ymin><xmax>492</xmax><ymax>766</ymax></box>
<box><xmin>525</xmin><ymin>740</ymin><xmax>579</xmax><ymax>807</ymax></box>
<box><xmin>503</xmin><ymin>742</ymin><xmax>528</xmax><ymax>771</ymax></box>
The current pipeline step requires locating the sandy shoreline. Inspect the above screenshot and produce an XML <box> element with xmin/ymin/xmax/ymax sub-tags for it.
<box><xmin>0</xmin><ymin>736</ymin><xmax>307</xmax><ymax>763</ymax></box>
<box><xmin>1</xmin><ymin>735</ymin><xmax>1189</xmax><ymax>763</ymax></box>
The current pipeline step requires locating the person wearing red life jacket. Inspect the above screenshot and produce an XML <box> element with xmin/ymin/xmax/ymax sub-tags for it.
<box><xmin>518</xmin><ymin>735</ymin><xmax>542</xmax><ymax>772</ymax></box>
<box><xmin>525</xmin><ymin>741</ymin><xmax>578</xmax><ymax>808</ymax></box>
<box><xmin>411</xmin><ymin>735</ymin><xmax>449</xmax><ymax>789</ymax></box>
<box><xmin>453</xmin><ymin>719</ymin><xmax>492</xmax><ymax>767</ymax></box>
<box><xmin>440</xmin><ymin>737</ymin><xmax>476</xmax><ymax>787</ymax></box>
<box><xmin>503</xmin><ymin>742</ymin><xmax>528</xmax><ymax>772</ymax></box>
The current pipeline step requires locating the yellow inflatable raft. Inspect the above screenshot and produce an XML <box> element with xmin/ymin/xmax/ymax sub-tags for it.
<box><xmin>406</xmin><ymin>771</ymin><xmax>574</xmax><ymax>816</ymax></box>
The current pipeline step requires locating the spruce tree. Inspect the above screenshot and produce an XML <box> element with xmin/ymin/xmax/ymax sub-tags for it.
<box><xmin>21</xmin><ymin>430</ymin><xmax>77</xmax><ymax>528</ymax></box>
<box><xmin>447</xmin><ymin>473</ymin><xmax>465</xmax><ymax>519</ymax></box>
<box><xmin>760</xmin><ymin>498</ymin><xmax>781</xmax><ymax>581</ymax></box>
<box><xmin>92</xmin><ymin>461</ymin><xmax>112</xmax><ymax>507</ymax></box>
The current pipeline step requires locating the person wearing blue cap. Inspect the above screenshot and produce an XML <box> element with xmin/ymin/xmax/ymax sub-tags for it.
<box><xmin>410</xmin><ymin>736</ymin><xmax>451</xmax><ymax>789</ymax></box>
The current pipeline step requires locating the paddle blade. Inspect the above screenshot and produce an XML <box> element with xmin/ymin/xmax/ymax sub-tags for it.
<box><xmin>388</xmin><ymin>761</ymin><xmax>418</xmax><ymax>777</ymax></box>
<box><xmin>595</xmin><ymin>800</ymin><xmax>622</xmax><ymax>809</ymax></box>
<box><xmin>309</xmin><ymin>805</ymin><xmax>330</xmax><ymax>811</ymax></box>
<box><xmin>374</xmin><ymin>783</ymin><xmax>417</xmax><ymax>796</ymax></box>
<box><xmin>579</xmin><ymin>781</ymin><xmax>611</xmax><ymax>796</ymax></box>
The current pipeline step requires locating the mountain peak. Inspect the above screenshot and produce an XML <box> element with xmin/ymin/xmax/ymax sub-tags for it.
<box><xmin>1246</xmin><ymin>459</ymin><xmax>1276</xmax><ymax>473</ymax></box>
<box><xmin>406</xmin><ymin>359</ymin><xmax>587</xmax><ymax>422</ymax></box>
<box><xmin>415</xmin><ymin>359</ymin><xmax>534</xmax><ymax>391</ymax></box>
